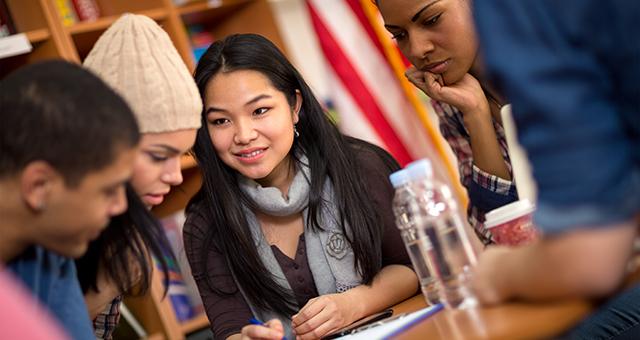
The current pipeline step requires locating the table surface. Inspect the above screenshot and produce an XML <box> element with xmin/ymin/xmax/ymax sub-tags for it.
<box><xmin>390</xmin><ymin>295</ymin><xmax>593</xmax><ymax>339</ymax></box>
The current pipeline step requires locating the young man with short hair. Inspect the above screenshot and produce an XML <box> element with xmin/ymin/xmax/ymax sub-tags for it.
<box><xmin>0</xmin><ymin>61</ymin><xmax>140</xmax><ymax>339</ymax></box>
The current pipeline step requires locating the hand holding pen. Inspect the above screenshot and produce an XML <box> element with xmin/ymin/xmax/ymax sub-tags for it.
<box><xmin>240</xmin><ymin>317</ymin><xmax>287</xmax><ymax>340</ymax></box>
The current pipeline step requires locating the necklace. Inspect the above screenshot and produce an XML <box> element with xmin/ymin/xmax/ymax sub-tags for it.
<box><xmin>485</xmin><ymin>90</ymin><xmax>503</xmax><ymax>110</ymax></box>
<box><xmin>479</xmin><ymin>82</ymin><xmax>504</xmax><ymax>111</ymax></box>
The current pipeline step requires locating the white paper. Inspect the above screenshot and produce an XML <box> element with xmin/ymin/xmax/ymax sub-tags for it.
<box><xmin>339</xmin><ymin>304</ymin><xmax>443</xmax><ymax>339</ymax></box>
<box><xmin>0</xmin><ymin>33</ymin><xmax>32</xmax><ymax>59</ymax></box>
<box><xmin>207</xmin><ymin>0</ymin><xmax>223</xmax><ymax>8</ymax></box>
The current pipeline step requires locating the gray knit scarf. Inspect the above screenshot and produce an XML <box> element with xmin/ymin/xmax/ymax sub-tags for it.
<box><xmin>236</xmin><ymin>155</ymin><xmax>362</xmax><ymax>338</ymax></box>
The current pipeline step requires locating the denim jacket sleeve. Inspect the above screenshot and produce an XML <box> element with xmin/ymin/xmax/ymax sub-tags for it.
<box><xmin>473</xmin><ymin>0</ymin><xmax>640</xmax><ymax>234</ymax></box>
<box><xmin>8</xmin><ymin>247</ymin><xmax>95</xmax><ymax>340</ymax></box>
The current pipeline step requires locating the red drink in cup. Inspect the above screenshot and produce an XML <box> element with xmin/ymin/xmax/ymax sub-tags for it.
<box><xmin>485</xmin><ymin>199</ymin><xmax>538</xmax><ymax>246</ymax></box>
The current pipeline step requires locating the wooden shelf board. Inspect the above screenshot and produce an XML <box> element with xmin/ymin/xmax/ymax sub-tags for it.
<box><xmin>178</xmin><ymin>0</ymin><xmax>250</xmax><ymax>16</ymax></box>
<box><xmin>180</xmin><ymin>154</ymin><xmax>198</xmax><ymax>170</ymax></box>
<box><xmin>147</xmin><ymin>333</ymin><xmax>165</xmax><ymax>340</ymax></box>
<box><xmin>67</xmin><ymin>8</ymin><xmax>168</xmax><ymax>35</ymax></box>
<box><xmin>25</xmin><ymin>29</ymin><xmax>50</xmax><ymax>43</ymax></box>
<box><xmin>180</xmin><ymin>313</ymin><xmax>210</xmax><ymax>334</ymax></box>
<box><xmin>152</xmin><ymin>167</ymin><xmax>202</xmax><ymax>218</ymax></box>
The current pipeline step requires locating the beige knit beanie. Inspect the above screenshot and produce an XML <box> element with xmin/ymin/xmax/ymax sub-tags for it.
<box><xmin>83</xmin><ymin>14</ymin><xmax>202</xmax><ymax>133</ymax></box>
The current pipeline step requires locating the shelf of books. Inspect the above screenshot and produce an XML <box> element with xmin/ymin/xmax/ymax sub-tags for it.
<box><xmin>179</xmin><ymin>0</ymin><xmax>286</xmax><ymax>56</ymax></box>
<box><xmin>121</xmin><ymin>205</ymin><xmax>211</xmax><ymax>339</ymax></box>
<box><xmin>181</xmin><ymin>313</ymin><xmax>210</xmax><ymax>334</ymax></box>
<box><xmin>2</xmin><ymin>1</ymin><xmax>61</xmax><ymax>77</ymax></box>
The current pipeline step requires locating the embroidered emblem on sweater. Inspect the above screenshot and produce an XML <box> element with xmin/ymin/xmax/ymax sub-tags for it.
<box><xmin>326</xmin><ymin>232</ymin><xmax>347</xmax><ymax>259</ymax></box>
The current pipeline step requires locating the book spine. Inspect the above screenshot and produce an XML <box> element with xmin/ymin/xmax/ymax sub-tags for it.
<box><xmin>55</xmin><ymin>0</ymin><xmax>78</xmax><ymax>27</ymax></box>
<box><xmin>70</xmin><ymin>0</ymin><xmax>100</xmax><ymax>21</ymax></box>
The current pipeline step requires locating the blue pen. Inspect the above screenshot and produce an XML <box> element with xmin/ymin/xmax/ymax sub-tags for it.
<box><xmin>248</xmin><ymin>317</ymin><xmax>264</xmax><ymax>326</ymax></box>
<box><xmin>249</xmin><ymin>318</ymin><xmax>288</xmax><ymax>340</ymax></box>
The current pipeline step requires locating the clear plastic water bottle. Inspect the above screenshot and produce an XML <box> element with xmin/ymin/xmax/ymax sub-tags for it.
<box><xmin>406</xmin><ymin>159</ymin><xmax>478</xmax><ymax>309</ymax></box>
<box><xmin>390</xmin><ymin>169</ymin><xmax>441</xmax><ymax>305</ymax></box>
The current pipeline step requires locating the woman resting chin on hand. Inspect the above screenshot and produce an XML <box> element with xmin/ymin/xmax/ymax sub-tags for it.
<box><xmin>379</xmin><ymin>0</ymin><xmax>519</xmax><ymax>245</ymax></box>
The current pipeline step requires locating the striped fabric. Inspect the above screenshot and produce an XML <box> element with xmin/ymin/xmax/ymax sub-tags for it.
<box><xmin>93</xmin><ymin>295</ymin><xmax>122</xmax><ymax>340</ymax></box>
<box><xmin>305</xmin><ymin>0</ymin><xmax>442</xmax><ymax>167</ymax></box>
<box><xmin>433</xmin><ymin>100</ymin><xmax>517</xmax><ymax>244</ymax></box>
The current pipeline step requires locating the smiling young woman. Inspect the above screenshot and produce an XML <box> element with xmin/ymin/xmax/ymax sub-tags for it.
<box><xmin>204</xmin><ymin>69</ymin><xmax>301</xmax><ymax>193</ymax></box>
<box><xmin>184</xmin><ymin>33</ymin><xmax>419</xmax><ymax>340</ymax></box>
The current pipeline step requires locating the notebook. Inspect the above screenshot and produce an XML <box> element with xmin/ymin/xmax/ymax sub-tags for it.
<box><xmin>339</xmin><ymin>303</ymin><xmax>444</xmax><ymax>339</ymax></box>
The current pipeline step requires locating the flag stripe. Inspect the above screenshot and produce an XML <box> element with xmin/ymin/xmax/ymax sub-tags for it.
<box><xmin>328</xmin><ymin>69</ymin><xmax>385</xmax><ymax>147</ymax></box>
<box><xmin>310</xmin><ymin>0</ymin><xmax>434</xmax><ymax>162</ymax></box>
<box><xmin>344</xmin><ymin>0</ymin><xmax>385</xmax><ymax>57</ymax></box>
<box><xmin>308</xmin><ymin>2</ymin><xmax>413</xmax><ymax>165</ymax></box>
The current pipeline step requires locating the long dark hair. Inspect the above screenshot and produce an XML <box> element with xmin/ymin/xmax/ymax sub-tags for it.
<box><xmin>76</xmin><ymin>183</ymin><xmax>171</xmax><ymax>296</ymax></box>
<box><xmin>187</xmin><ymin>33</ymin><xmax>384</xmax><ymax>315</ymax></box>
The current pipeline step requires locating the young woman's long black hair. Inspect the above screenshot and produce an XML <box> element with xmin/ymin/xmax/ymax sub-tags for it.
<box><xmin>76</xmin><ymin>183</ymin><xmax>171</xmax><ymax>296</ymax></box>
<box><xmin>188</xmin><ymin>33</ymin><xmax>385</xmax><ymax>316</ymax></box>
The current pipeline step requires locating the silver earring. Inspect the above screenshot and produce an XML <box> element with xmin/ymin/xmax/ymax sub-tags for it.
<box><xmin>294</xmin><ymin>125</ymin><xmax>300</xmax><ymax>138</ymax></box>
<box><xmin>33</xmin><ymin>201</ymin><xmax>45</xmax><ymax>212</ymax></box>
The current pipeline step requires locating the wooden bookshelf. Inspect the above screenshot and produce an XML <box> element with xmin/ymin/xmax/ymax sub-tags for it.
<box><xmin>180</xmin><ymin>313</ymin><xmax>210</xmax><ymax>334</ymax></box>
<box><xmin>178</xmin><ymin>0</ymin><xmax>250</xmax><ymax>16</ymax></box>
<box><xmin>147</xmin><ymin>333</ymin><xmax>165</xmax><ymax>340</ymax></box>
<box><xmin>180</xmin><ymin>154</ymin><xmax>198</xmax><ymax>170</ymax></box>
<box><xmin>179</xmin><ymin>0</ymin><xmax>287</xmax><ymax>56</ymax></box>
<box><xmin>25</xmin><ymin>28</ymin><xmax>50</xmax><ymax>43</ymax></box>
<box><xmin>153</xmin><ymin>166</ymin><xmax>202</xmax><ymax>219</ymax></box>
<box><xmin>125</xmin><ymin>265</ymin><xmax>183</xmax><ymax>340</ymax></box>
<box><xmin>1</xmin><ymin>0</ymin><xmax>286</xmax><ymax>339</ymax></box>
<box><xmin>67</xmin><ymin>8</ymin><xmax>168</xmax><ymax>35</ymax></box>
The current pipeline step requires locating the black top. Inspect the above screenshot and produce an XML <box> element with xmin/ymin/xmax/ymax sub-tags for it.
<box><xmin>184</xmin><ymin>143</ymin><xmax>412</xmax><ymax>340</ymax></box>
<box><xmin>272</xmin><ymin>233</ymin><xmax>319</xmax><ymax>308</ymax></box>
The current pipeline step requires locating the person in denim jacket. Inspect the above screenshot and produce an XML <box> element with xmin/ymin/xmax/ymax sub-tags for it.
<box><xmin>471</xmin><ymin>1</ymin><xmax>640</xmax><ymax>338</ymax></box>
<box><xmin>0</xmin><ymin>61</ymin><xmax>139</xmax><ymax>340</ymax></box>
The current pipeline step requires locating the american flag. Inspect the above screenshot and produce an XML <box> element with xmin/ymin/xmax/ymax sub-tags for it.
<box><xmin>305</xmin><ymin>0</ymin><xmax>466</xmax><ymax>202</ymax></box>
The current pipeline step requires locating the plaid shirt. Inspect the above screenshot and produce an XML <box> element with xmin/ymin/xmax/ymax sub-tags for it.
<box><xmin>432</xmin><ymin>100</ymin><xmax>518</xmax><ymax>244</ymax></box>
<box><xmin>93</xmin><ymin>295</ymin><xmax>122</xmax><ymax>340</ymax></box>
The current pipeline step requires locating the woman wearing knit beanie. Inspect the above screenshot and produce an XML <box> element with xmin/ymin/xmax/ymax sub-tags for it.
<box><xmin>77</xmin><ymin>14</ymin><xmax>202</xmax><ymax>338</ymax></box>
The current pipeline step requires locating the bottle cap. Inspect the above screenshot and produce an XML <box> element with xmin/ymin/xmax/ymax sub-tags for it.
<box><xmin>389</xmin><ymin>169</ymin><xmax>411</xmax><ymax>188</ymax></box>
<box><xmin>406</xmin><ymin>158</ymin><xmax>434</xmax><ymax>181</ymax></box>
